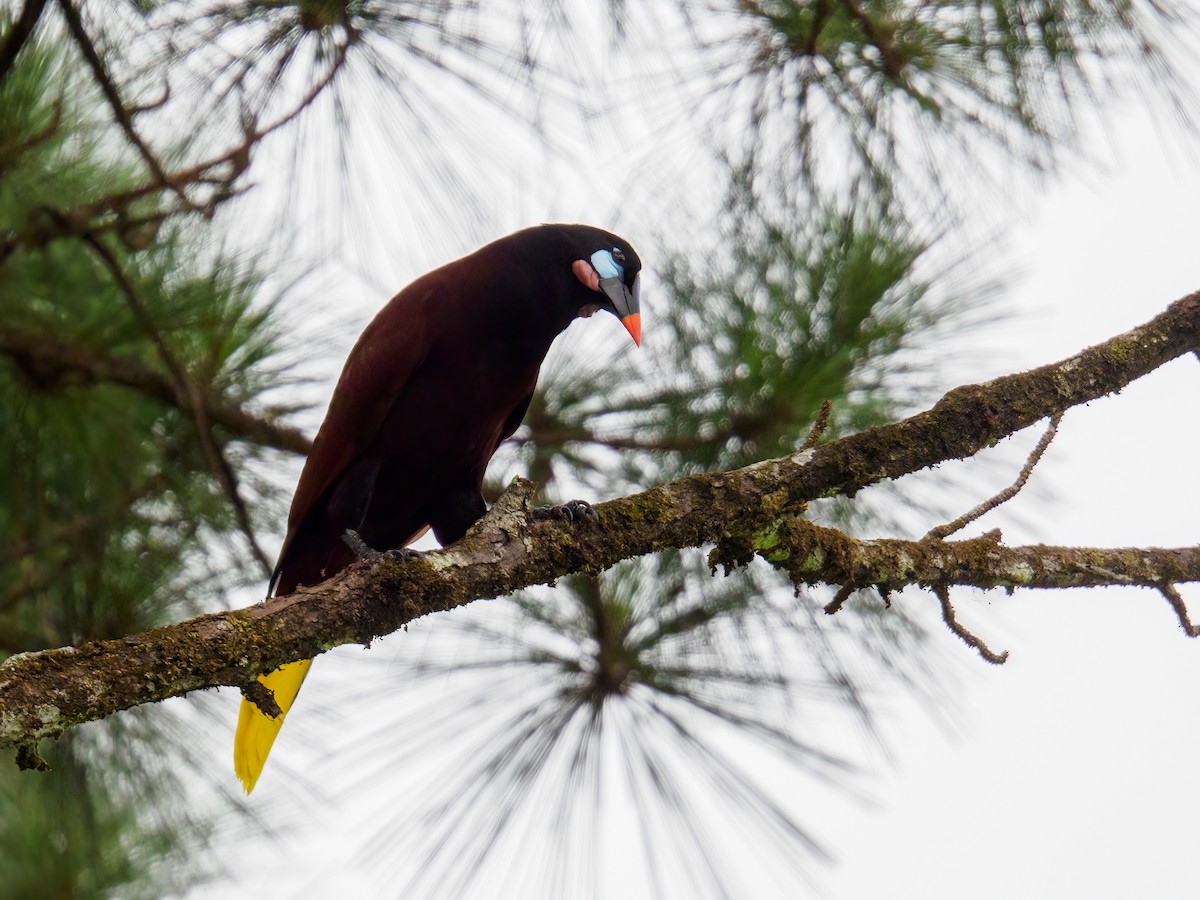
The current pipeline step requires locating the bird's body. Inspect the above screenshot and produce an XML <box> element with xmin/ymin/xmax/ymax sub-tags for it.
<box><xmin>234</xmin><ymin>224</ymin><xmax>642</xmax><ymax>793</ymax></box>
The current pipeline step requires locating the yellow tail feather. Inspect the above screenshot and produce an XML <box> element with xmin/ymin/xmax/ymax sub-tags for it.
<box><xmin>233</xmin><ymin>659</ymin><xmax>312</xmax><ymax>794</ymax></box>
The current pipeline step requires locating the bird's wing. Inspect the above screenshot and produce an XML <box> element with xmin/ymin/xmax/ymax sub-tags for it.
<box><xmin>270</xmin><ymin>283</ymin><xmax>438</xmax><ymax>595</ymax></box>
<box><xmin>496</xmin><ymin>385</ymin><xmax>536</xmax><ymax>450</ymax></box>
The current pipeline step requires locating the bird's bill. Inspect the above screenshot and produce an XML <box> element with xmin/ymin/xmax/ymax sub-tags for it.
<box><xmin>599</xmin><ymin>275</ymin><xmax>642</xmax><ymax>347</ymax></box>
<box><xmin>621</xmin><ymin>313</ymin><xmax>641</xmax><ymax>347</ymax></box>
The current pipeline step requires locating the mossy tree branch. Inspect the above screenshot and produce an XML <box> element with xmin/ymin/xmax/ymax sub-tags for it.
<box><xmin>728</xmin><ymin>518</ymin><xmax>1200</xmax><ymax>594</ymax></box>
<box><xmin>1</xmin><ymin>291</ymin><xmax>1198</xmax><ymax>765</ymax></box>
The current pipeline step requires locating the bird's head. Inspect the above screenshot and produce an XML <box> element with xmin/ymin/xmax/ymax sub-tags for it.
<box><xmin>562</xmin><ymin>226</ymin><xmax>643</xmax><ymax>347</ymax></box>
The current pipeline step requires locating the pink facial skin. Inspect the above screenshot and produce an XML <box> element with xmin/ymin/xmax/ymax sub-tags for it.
<box><xmin>572</xmin><ymin>258</ymin><xmax>600</xmax><ymax>292</ymax></box>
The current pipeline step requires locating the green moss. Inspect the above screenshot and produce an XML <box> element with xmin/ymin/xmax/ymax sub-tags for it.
<box><xmin>226</xmin><ymin>614</ymin><xmax>255</xmax><ymax>634</ymax></box>
<box><xmin>799</xmin><ymin>548</ymin><xmax>826</xmax><ymax>573</ymax></box>
<box><xmin>751</xmin><ymin>521</ymin><xmax>790</xmax><ymax>562</ymax></box>
<box><xmin>760</xmin><ymin>487</ymin><xmax>789</xmax><ymax>517</ymax></box>
<box><xmin>752</xmin><ymin>524</ymin><xmax>781</xmax><ymax>551</ymax></box>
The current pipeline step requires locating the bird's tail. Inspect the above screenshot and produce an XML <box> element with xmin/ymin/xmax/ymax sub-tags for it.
<box><xmin>233</xmin><ymin>659</ymin><xmax>313</xmax><ymax>794</ymax></box>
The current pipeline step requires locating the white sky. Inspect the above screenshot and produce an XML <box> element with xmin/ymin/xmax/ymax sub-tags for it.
<box><xmin>192</xmin><ymin>21</ymin><xmax>1200</xmax><ymax>900</ymax></box>
<box><xmin>823</xmin><ymin>119</ymin><xmax>1200</xmax><ymax>899</ymax></box>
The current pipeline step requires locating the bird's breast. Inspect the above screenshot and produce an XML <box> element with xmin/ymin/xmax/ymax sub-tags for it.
<box><xmin>369</xmin><ymin>340</ymin><xmax>538</xmax><ymax>489</ymax></box>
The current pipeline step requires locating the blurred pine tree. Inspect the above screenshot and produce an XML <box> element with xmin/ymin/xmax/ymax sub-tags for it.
<box><xmin>1</xmin><ymin>2</ymin><xmax>1196</xmax><ymax>898</ymax></box>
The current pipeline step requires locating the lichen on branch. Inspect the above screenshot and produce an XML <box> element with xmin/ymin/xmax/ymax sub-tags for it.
<box><xmin>0</xmin><ymin>290</ymin><xmax>1198</xmax><ymax>764</ymax></box>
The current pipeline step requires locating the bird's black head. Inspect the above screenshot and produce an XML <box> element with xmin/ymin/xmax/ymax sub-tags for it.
<box><xmin>546</xmin><ymin>224</ymin><xmax>643</xmax><ymax>347</ymax></box>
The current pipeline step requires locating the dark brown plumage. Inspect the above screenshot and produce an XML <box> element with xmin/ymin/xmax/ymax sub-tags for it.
<box><xmin>234</xmin><ymin>224</ymin><xmax>642</xmax><ymax>792</ymax></box>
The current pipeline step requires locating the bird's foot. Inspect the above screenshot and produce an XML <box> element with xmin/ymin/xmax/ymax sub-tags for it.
<box><xmin>342</xmin><ymin>529</ymin><xmax>424</xmax><ymax>562</ymax></box>
<box><xmin>532</xmin><ymin>499</ymin><xmax>600</xmax><ymax>525</ymax></box>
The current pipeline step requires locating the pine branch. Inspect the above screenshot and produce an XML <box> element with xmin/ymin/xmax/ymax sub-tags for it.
<box><xmin>1</xmin><ymin>290</ymin><xmax>1198</xmax><ymax>763</ymax></box>
<box><xmin>80</xmin><ymin>232</ymin><xmax>274</xmax><ymax>577</ymax></box>
<box><xmin>0</xmin><ymin>16</ymin><xmax>351</xmax><ymax>261</ymax></box>
<box><xmin>0</xmin><ymin>0</ymin><xmax>50</xmax><ymax>85</ymax></box>
<box><xmin>57</xmin><ymin>0</ymin><xmax>179</xmax><ymax>204</ymax></box>
<box><xmin>0</xmin><ymin>323</ymin><xmax>311</xmax><ymax>455</ymax></box>
<box><xmin>923</xmin><ymin>413</ymin><xmax>1060</xmax><ymax>540</ymax></box>
<box><xmin>742</xmin><ymin>516</ymin><xmax>1200</xmax><ymax>596</ymax></box>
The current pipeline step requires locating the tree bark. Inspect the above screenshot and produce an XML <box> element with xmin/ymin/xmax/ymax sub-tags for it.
<box><xmin>1</xmin><ymin>291</ymin><xmax>1198</xmax><ymax>764</ymax></box>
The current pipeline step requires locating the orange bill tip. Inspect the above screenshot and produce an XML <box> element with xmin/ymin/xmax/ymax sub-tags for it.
<box><xmin>621</xmin><ymin>313</ymin><xmax>641</xmax><ymax>347</ymax></box>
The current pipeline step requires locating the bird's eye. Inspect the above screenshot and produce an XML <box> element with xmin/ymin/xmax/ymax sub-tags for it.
<box><xmin>612</xmin><ymin>248</ymin><xmax>626</xmax><ymax>265</ymax></box>
<box><xmin>590</xmin><ymin>248</ymin><xmax>624</xmax><ymax>280</ymax></box>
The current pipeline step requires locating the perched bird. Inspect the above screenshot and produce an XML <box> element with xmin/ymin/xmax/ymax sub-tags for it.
<box><xmin>233</xmin><ymin>224</ymin><xmax>642</xmax><ymax>793</ymax></box>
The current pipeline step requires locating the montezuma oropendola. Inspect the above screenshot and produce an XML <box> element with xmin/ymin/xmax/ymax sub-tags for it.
<box><xmin>233</xmin><ymin>224</ymin><xmax>642</xmax><ymax>793</ymax></box>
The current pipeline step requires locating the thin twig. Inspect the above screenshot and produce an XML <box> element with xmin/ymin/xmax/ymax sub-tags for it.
<box><xmin>935</xmin><ymin>585</ymin><xmax>1008</xmax><ymax>664</ymax></box>
<box><xmin>128</xmin><ymin>82</ymin><xmax>170</xmax><ymax>116</ymax></box>
<box><xmin>251</xmin><ymin>37</ymin><xmax>351</xmax><ymax>139</ymax></box>
<box><xmin>925</xmin><ymin>414</ymin><xmax>1062</xmax><ymax>540</ymax></box>
<box><xmin>239</xmin><ymin>678</ymin><xmax>282</xmax><ymax>719</ymax></box>
<box><xmin>1158</xmin><ymin>584</ymin><xmax>1199</xmax><ymax>637</ymax></box>
<box><xmin>801</xmin><ymin>399</ymin><xmax>833</xmax><ymax>451</ymax></box>
<box><xmin>57</xmin><ymin>0</ymin><xmax>185</xmax><ymax>208</ymax></box>
<box><xmin>823</xmin><ymin>583</ymin><xmax>854</xmax><ymax>615</ymax></box>
<box><xmin>0</xmin><ymin>192</ymin><xmax>248</xmax><ymax>263</ymax></box>
<box><xmin>3</xmin><ymin>25</ymin><xmax>350</xmax><ymax>258</ymax></box>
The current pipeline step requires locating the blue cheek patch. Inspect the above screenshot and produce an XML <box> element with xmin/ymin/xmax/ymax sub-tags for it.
<box><xmin>590</xmin><ymin>248</ymin><xmax>624</xmax><ymax>280</ymax></box>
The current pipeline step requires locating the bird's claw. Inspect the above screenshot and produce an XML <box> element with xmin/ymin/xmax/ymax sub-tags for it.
<box><xmin>384</xmin><ymin>547</ymin><xmax>425</xmax><ymax>561</ymax></box>
<box><xmin>532</xmin><ymin>499</ymin><xmax>600</xmax><ymax>525</ymax></box>
<box><xmin>342</xmin><ymin>529</ymin><xmax>424</xmax><ymax>562</ymax></box>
